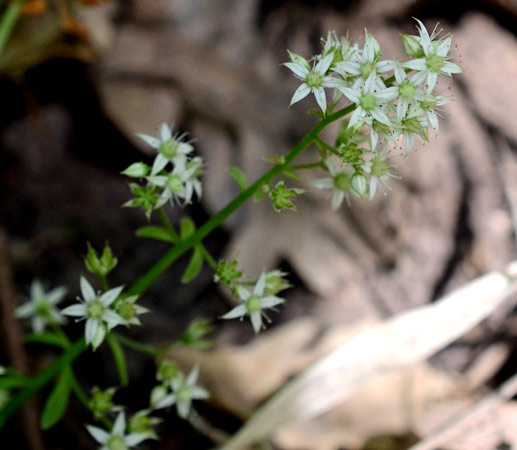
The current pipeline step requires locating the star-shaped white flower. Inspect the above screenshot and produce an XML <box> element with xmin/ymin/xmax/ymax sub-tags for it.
<box><xmin>222</xmin><ymin>272</ymin><xmax>285</xmax><ymax>333</ymax></box>
<box><xmin>337</xmin><ymin>72</ymin><xmax>398</xmax><ymax>129</ymax></box>
<box><xmin>16</xmin><ymin>280</ymin><xmax>67</xmax><ymax>333</ymax></box>
<box><xmin>146</xmin><ymin>154</ymin><xmax>203</xmax><ymax>208</ymax></box>
<box><xmin>136</xmin><ymin>123</ymin><xmax>194</xmax><ymax>176</ymax></box>
<box><xmin>402</xmin><ymin>19</ymin><xmax>462</xmax><ymax>92</ymax></box>
<box><xmin>86</xmin><ymin>411</ymin><xmax>148</xmax><ymax>450</ymax></box>
<box><xmin>284</xmin><ymin>51</ymin><xmax>335</xmax><ymax>113</ymax></box>
<box><xmin>150</xmin><ymin>366</ymin><xmax>209</xmax><ymax>418</ymax></box>
<box><xmin>362</xmin><ymin>145</ymin><xmax>399</xmax><ymax>199</ymax></box>
<box><xmin>313</xmin><ymin>158</ymin><xmax>355</xmax><ymax>210</ymax></box>
<box><xmin>61</xmin><ymin>277</ymin><xmax>125</xmax><ymax>350</ymax></box>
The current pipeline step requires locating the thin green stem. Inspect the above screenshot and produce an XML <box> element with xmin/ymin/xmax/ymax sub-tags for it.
<box><xmin>289</xmin><ymin>161</ymin><xmax>325</xmax><ymax>171</ymax></box>
<box><xmin>113</xmin><ymin>333</ymin><xmax>159</xmax><ymax>357</ymax></box>
<box><xmin>314</xmin><ymin>136</ymin><xmax>341</xmax><ymax>157</ymax></box>
<box><xmin>0</xmin><ymin>0</ymin><xmax>24</xmax><ymax>56</ymax></box>
<box><xmin>0</xmin><ymin>103</ymin><xmax>355</xmax><ymax>428</ymax></box>
<box><xmin>199</xmin><ymin>244</ymin><xmax>217</xmax><ymax>269</ymax></box>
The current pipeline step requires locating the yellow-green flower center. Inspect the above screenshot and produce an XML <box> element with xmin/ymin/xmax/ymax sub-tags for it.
<box><xmin>107</xmin><ymin>435</ymin><xmax>127</xmax><ymax>450</ymax></box>
<box><xmin>176</xmin><ymin>385</ymin><xmax>191</xmax><ymax>404</ymax></box>
<box><xmin>360</xmin><ymin>62</ymin><xmax>375</xmax><ymax>79</ymax></box>
<box><xmin>306</xmin><ymin>71</ymin><xmax>323</xmax><ymax>88</ymax></box>
<box><xmin>371</xmin><ymin>160</ymin><xmax>390</xmax><ymax>177</ymax></box>
<box><xmin>426</xmin><ymin>54</ymin><xmax>444</xmax><ymax>73</ymax></box>
<box><xmin>159</xmin><ymin>139</ymin><xmax>180</xmax><ymax>159</ymax></box>
<box><xmin>117</xmin><ymin>302</ymin><xmax>135</xmax><ymax>321</ymax></box>
<box><xmin>398</xmin><ymin>80</ymin><xmax>416</xmax><ymax>99</ymax></box>
<box><xmin>359</xmin><ymin>93</ymin><xmax>376</xmax><ymax>111</ymax></box>
<box><xmin>333</xmin><ymin>173</ymin><xmax>351</xmax><ymax>191</ymax></box>
<box><xmin>245</xmin><ymin>295</ymin><xmax>262</xmax><ymax>313</ymax></box>
<box><xmin>87</xmin><ymin>300</ymin><xmax>104</xmax><ymax>319</ymax></box>
<box><xmin>166</xmin><ymin>174</ymin><xmax>184</xmax><ymax>193</ymax></box>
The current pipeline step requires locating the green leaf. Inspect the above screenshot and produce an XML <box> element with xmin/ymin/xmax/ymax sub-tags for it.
<box><xmin>41</xmin><ymin>370</ymin><xmax>71</xmax><ymax>430</ymax></box>
<box><xmin>180</xmin><ymin>217</ymin><xmax>196</xmax><ymax>240</ymax></box>
<box><xmin>228</xmin><ymin>167</ymin><xmax>247</xmax><ymax>192</ymax></box>
<box><xmin>282</xmin><ymin>168</ymin><xmax>301</xmax><ymax>181</ymax></box>
<box><xmin>24</xmin><ymin>332</ymin><xmax>67</xmax><ymax>348</ymax></box>
<box><xmin>107</xmin><ymin>335</ymin><xmax>129</xmax><ymax>387</ymax></box>
<box><xmin>136</xmin><ymin>225</ymin><xmax>176</xmax><ymax>243</ymax></box>
<box><xmin>181</xmin><ymin>245</ymin><xmax>204</xmax><ymax>283</ymax></box>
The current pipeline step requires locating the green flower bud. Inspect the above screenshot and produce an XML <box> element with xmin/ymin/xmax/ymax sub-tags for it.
<box><xmin>401</xmin><ymin>34</ymin><xmax>423</xmax><ymax>58</ymax></box>
<box><xmin>351</xmin><ymin>172</ymin><xmax>368</xmax><ymax>197</ymax></box>
<box><xmin>121</xmin><ymin>162</ymin><xmax>150</xmax><ymax>178</ymax></box>
<box><xmin>85</xmin><ymin>242</ymin><xmax>118</xmax><ymax>279</ymax></box>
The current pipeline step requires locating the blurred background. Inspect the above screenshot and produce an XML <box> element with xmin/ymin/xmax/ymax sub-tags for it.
<box><xmin>1</xmin><ymin>0</ymin><xmax>517</xmax><ymax>449</ymax></box>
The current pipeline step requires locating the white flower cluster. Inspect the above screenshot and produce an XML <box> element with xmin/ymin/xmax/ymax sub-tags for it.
<box><xmin>123</xmin><ymin>124</ymin><xmax>203</xmax><ymax>219</ymax></box>
<box><xmin>285</xmin><ymin>19</ymin><xmax>462</xmax><ymax>207</ymax></box>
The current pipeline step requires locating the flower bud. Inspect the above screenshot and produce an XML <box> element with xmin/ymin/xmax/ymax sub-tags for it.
<box><xmin>351</xmin><ymin>172</ymin><xmax>368</xmax><ymax>198</ymax></box>
<box><xmin>401</xmin><ymin>34</ymin><xmax>423</xmax><ymax>58</ymax></box>
<box><xmin>121</xmin><ymin>162</ymin><xmax>150</xmax><ymax>178</ymax></box>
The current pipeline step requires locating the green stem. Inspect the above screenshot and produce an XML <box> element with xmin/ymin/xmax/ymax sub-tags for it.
<box><xmin>314</xmin><ymin>136</ymin><xmax>341</xmax><ymax>156</ymax></box>
<box><xmin>289</xmin><ymin>161</ymin><xmax>325</xmax><ymax>171</ymax></box>
<box><xmin>0</xmin><ymin>0</ymin><xmax>24</xmax><ymax>56</ymax></box>
<box><xmin>114</xmin><ymin>333</ymin><xmax>158</xmax><ymax>357</ymax></box>
<box><xmin>0</xmin><ymin>103</ymin><xmax>355</xmax><ymax>428</ymax></box>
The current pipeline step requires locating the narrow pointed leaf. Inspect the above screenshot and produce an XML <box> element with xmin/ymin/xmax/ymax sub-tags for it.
<box><xmin>181</xmin><ymin>245</ymin><xmax>204</xmax><ymax>283</ymax></box>
<box><xmin>180</xmin><ymin>217</ymin><xmax>196</xmax><ymax>240</ymax></box>
<box><xmin>41</xmin><ymin>370</ymin><xmax>71</xmax><ymax>430</ymax></box>
<box><xmin>228</xmin><ymin>167</ymin><xmax>247</xmax><ymax>192</ymax></box>
<box><xmin>136</xmin><ymin>226</ymin><xmax>177</xmax><ymax>243</ymax></box>
<box><xmin>107</xmin><ymin>334</ymin><xmax>129</xmax><ymax>386</ymax></box>
<box><xmin>24</xmin><ymin>332</ymin><xmax>67</xmax><ymax>348</ymax></box>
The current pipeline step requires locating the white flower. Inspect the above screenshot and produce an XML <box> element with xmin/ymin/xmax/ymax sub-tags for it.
<box><xmin>151</xmin><ymin>366</ymin><xmax>209</xmax><ymax>418</ymax></box>
<box><xmin>15</xmin><ymin>280</ymin><xmax>67</xmax><ymax>333</ymax></box>
<box><xmin>86</xmin><ymin>411</ymin><xmax>148</xmax><ymax>450</ymax></box>
<box><xmin>147</xmin><ymin>154</ymin><xmax>203</xmax><ymax>207</ymax></box>
<box><xmin>362</xmin><ymin>145</ymin><xmax>399</xmax><ymax>199</ymax></box>
<box><xmin>222</xmin><ymin>272</ymin><xmax>285</xmax><ymax>333</ymax></box>
<box><xmin>61</xmin><ymin>277</ymin><xmax>125</xmax><ymax>350</ymax></box>
<box><xmin>313</xmin><ymin>158</ymin><xmax>354</xmax><ymax>210</ymax></box>
<box><xmin>136</xmin><ymin>123</ymin><xmax>194</xmax><ymax>175</ymax></box>
<box><xmin>402</xmin><ymin>19</ymin><xmax>462</xmax><ymax>92</ymax></box>
<box><xmin>337</xmin><ymin>72</ymin><xmax>398</xmax><ymax>129</ymax></box>
<box><xmin>284</xmin><ymin>51</ymin><xmax>335</xmax><ymax>113</ymax></box>
<box><xmin>333</xmin><ymin>29</ymin><xmax>393</xmax><ymax>82</ymax></box>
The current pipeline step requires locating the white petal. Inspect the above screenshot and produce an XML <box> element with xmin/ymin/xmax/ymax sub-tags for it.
<box><xmin>331</xmin><ymin>191</ymin><xmax>345</xmax><ymax>211</ymax></box>
<box><xmin>261</xmin><ymin>296</ymin><xmax>284</xmax><ymax>308</ymax></box>
<box><xmin>177</xmin><ymin>401</ymin><xmax>190</xmax><ymax>419</ymax></box>
<box><xmin>284</xmin><ymin>62</ymin><xmax>309</xmax><ymax>79</ymax></box>
<box><xmin>61</xmin><ymin>304</ymin><xmax>87</xmax><ymax>317</ymax></box>
<box><xmin>370</xmin><ymin>108</ymin><xmax>392</xmax><ymax>127</ymax></box>
<box><xmin>103</xmin><ymin>310</ymin><xmax>125</xmax><ymax>329</ymax></box>
<box><xmin>160</xmin><ymin>123</ymin><xmax>172</xmax><ymax>142</ymax></box>
<box><xmin>221</xmin><ymin>304</ymin><xmax>247</xmax><ymax>319</ymax></box>
<box><xmin>80</xmin><ymin>277</ymin><xmax>96</xmax><ymax>302</ymax></box>
<box><xmin>112</xmin><ymin>412</ymin><xmax>126</xmax><ymax>435</ymax></box>
<box><xmin>15</xmin><ymin>303</ymin><xmax>34</xmax><ymax>318</ymax></box>
<box><xmin>191</xmin><ymin>386</ymin><xmax>210</xmax><ymax>400</ymax></box>
<box><xmin>151</xmin><ymin>154</ymin><xmax>169</xmax><ymax>175</ymax></box>
<box><xmin>315</xmin><ymin>53</ymin><xmax>333</xmax><ymax>75</ymax></box>
<box><xmin>339</xmin><ymin>87</ymin><xmax>360</xmax><ymax>104</ymax></box>
<box><xmin>313</xmin><ymin>178</ymin><xmax>334</xmax><ymax>190</ymax></box>
<box><xmin>85</xmin><ymin>318</ymin><xmax>99</xmax><ymax>344</ymax></box>
<box><xmin>369</xmin><ymin>176</ymin><xmax>378</xmax><ymax>199</ymax></box>
<box><xmin>100</xmin><ymin>285</ymin><xmax>124</xmax><ymax>307</ymax></box>
<box><xmin>186</xmin><ymin>365</ymin><xmax>200</xmax><ymax>386</ymax></box>
<box><xmin>86</xmin><ymin>425</ymin><xmax>109</xmax><ymax>444</ymax></box>
<box><xmin>442</xmin><ymin>61</ymin><xmax>462</xmax><ymax>74</ymax></box>
<box><xmin>31</xmin><ymin>280</ymin><xmax>45</xmax><ymax>300</ymax></box>
<box><xmin>254</xmin><ymin>272</ymin><xmax>267</xmax><ymax>296</ymax></box>
<box><xmin>126</xmin><ymin>433</ymin><xmax>149</xmax><ymax>446</ymax></box>
<box><xmin>250</xmin><ymin>312</ymin><xmax>262</xmax><ymax>334</ymax></box>
<box><xmin>289</xmin><ymin>84</ymin><xmax>311</xmax><ymax>106</ymax></box>
<box><xmin>136</xmin><ymin>133</ymin><xmax>160</xmax><ymax>148</ymax></box>
<box><xmin>47</xmin><ymin>287</ymin><xmax>67</xmax><ymax>304</ymax></box>
<box><xmin>91</xmin><ymin>325</ymin><xmax>106</xmax><ymax>350</ymax></box>
<box><xmin>313</xmin><ymin>87</ymin><xmax>327</xmax><ymax>113</ymax></box>
<box><xmin>402</xmin><ymin>58</ymin><xmax>426</xmax><ymax>71</ymax></box>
